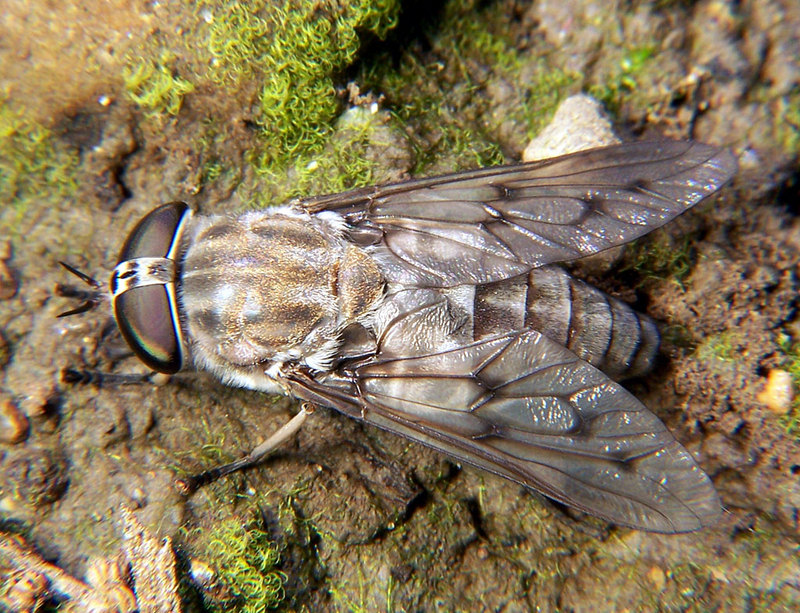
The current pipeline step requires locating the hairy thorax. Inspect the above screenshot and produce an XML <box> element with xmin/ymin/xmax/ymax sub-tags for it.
<box><xmin>179</xmin><ymin>210</ymin><xmax>384</xmax><ymax>389</ymax></box>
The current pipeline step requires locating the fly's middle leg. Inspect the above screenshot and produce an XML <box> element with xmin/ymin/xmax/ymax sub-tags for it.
<box><xmin>175</xmin><ymin>403</ymin><xmax>315</xmax><ymax>494</ymax></box>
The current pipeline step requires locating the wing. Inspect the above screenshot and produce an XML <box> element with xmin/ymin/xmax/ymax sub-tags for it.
<box><xmin>298</xmin><ymin>140</ymin><xmax>737</xmax><ymax>286</ymax></box>
<box><xmin>286</xmin><ymin>327</ymin><xmax>720</xmax><ymax>533</ymax></box>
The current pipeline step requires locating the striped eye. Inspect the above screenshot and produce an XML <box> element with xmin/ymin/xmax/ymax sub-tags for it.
<box><xmin>110</xmin><ymin>202</ymin><xmax>192</xmax><ymax>374</ymax></box>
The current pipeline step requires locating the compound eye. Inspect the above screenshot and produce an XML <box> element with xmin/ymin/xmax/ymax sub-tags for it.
<box><xmin>112</xmin><ymin>201</ymin><xmax>192</xmax><ymax>374</ymax></box>
<box><xmin>114</xmin><ymin>284</ymin><xmax>182</xmax><ymax>374</ymax></box>
<box><xmin>118</xmin><ymin>202</ymin><xmax>189</xmax><ymax>262</ymax></box>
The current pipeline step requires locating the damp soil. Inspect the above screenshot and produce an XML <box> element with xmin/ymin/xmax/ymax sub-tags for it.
<box><xmin>1</xmin><ymin>1</ymin><xmax>799</xmax><ymax>611</ymax></box>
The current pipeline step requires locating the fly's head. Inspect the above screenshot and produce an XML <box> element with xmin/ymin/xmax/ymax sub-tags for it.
<box><xmin>59</xmin><ymin>203</ymin><xmax>193</xmax><ymax>375</ymax></box>
<box><xmin>57</xmin><ymin>203</ymin><xmax>193</xmax><ymax>375</ymax></box>
<box><xmin>107</xmin><ymin>202</ymin><xmax>193</xmax><ymax>374</ymax></box>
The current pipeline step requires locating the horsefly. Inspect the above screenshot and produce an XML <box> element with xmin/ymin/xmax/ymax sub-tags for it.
<box><xmin>61</xmin><ymin>140</ymin><xmax>736</xmax><ymax>533</ymax></box>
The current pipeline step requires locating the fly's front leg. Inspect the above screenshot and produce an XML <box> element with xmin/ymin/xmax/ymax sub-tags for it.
<box><xmin>61</xmin><ymin>367</ymin><xmax>168</xmax><ymax>387</ymax></box>
<box><xmin>175</xmin><ymin>402</ymin><xmax>316</xmax><ymax>495</ymax></box>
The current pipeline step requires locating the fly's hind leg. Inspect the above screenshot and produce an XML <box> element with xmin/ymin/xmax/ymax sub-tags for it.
<box><xmin>175</xmin><ymin>403</ymin><xmax>315</xmax><ymax>495</ymax></box>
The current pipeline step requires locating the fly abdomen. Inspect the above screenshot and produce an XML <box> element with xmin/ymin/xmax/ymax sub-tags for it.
<box><xmin>473</xmin><ymin>266</ymin><xmax>659</xmax><ymax>380</ymax></box>
<box><xmin>527</xmin><ymin>266</ymin><xmax>659</xmax><ymax>379</ymax></box>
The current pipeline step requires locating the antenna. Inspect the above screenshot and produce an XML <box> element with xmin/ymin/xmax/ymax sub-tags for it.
<box><xmin>55</xmin><ymin>261</ymin><xmax>103</xmax><ymax>317</ymax></box>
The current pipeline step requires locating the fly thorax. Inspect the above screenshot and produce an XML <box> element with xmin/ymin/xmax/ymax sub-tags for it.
<box><xmin>180</xmin><ymin>212</ymin><xmax>381</xmax><ymax>376</ymax></box>
<box><xmin>334</xmin><ymin>244</ymin><xmax>384</xmax><ymax>323</ymax></box>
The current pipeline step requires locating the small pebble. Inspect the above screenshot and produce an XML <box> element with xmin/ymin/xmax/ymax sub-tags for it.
<box><xmin>189</xmin><ymin>557</ymin><xmax>233</xmax><ymax>603</ymax></box>
<box><xmin>523</xmin><ymin>94</ymin><xmax>619</xmax><ymax>162</ymax></box>
<box><xmin>86</xmin><ymin>554</ymin><xmax>130</xmax><ymax>587</ymax></box>
<box><xmin>189</xmin><ymin>558</ymin><xmax>216</xmax><ymax>588</ymax></box>
<box><xmin>756</xmin><ymin>369</ymin><xmax>795</xmax><ymax>414</ymax></box>
<box><xmin>4</xmin><ymin>447</ymin><xmax>69</xmax><ymax>505</ymax></box>
<box><xmin>82</xmin><ymin>586</ymin><xmax>137</xmax><ymax>613</ymax></box>
<box><xmin>16</xmin><ymin>380</ymin><xmax>57</xmax><ymax>418</ymax></box>
<box><xmin>0</xmin><ymin>398</ymin><xmax>30</xmax><ymax>444</ymax></box>
<box><xmin>82</xmin><ymin>556</ymin><xmax>137</xmax><ymax>612</ymax></box>
<box><xmin>646</xmin><ymin>565</ymin><xmax>667</xmax><ymax>592</ymax></box>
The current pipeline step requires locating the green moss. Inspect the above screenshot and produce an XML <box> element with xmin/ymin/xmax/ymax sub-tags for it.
<box><xmin>0</xmin><ymin>100</ymin><xmax>78</xmax><ymax>213</ymax></box>
<box><xmin>619</xmin><ymin>232</ymin><xmax>696</xmax><ymax>288</ymax></box>
<box><xmin>773</xmin><ymin>88</ymin><xmax>800</xmax><ymax>156</ymax></box>
<box><xmin>359</xmin><ymin>0</ymin><xmax>575</xmax><ymax>175</ymax></box>
<box><xmin>199</xmin><ymin>518</ymin><xmax>286</xmax><ymax>612</ymax></box>
<box><xmin>778</xmin><ymin>336</ymin><xmax>800</xmax><ymax>387</ymax></box>
<box><xmin>120</xmin><ymin>0</ymin><xmax>575</xmax><ymax>204</ymax></box>
<box><xmin>589</xmin><ymin>44</ymin><xmax>657</xmax><ymax>116</ymax></box>
<box><xmin>123</xmin><ymin>52</ymin><xmax>195</xmax><ymax>117</ymax></box>
<box><xmin>288</xmin><ymin>106</ymin><xmax>397</xmax><ymax>198</ymax></box>
<box><xmin>201</xmin><ymin>0</ymin><xmax>400</xmax><ymax>170</ymax></box>
<box><xmin>441</xmin><ymin>3</ymin><xmax>576</xmax><ymax>142</ymax></box>
<box><xmin>696</xmin><ymin>331</ymin><xmax>741</xmax><ymax>363</ymax></box>
<box><xmin>190</xmin><ymin>415</ymin><xmax>235</xmax><ymax>467</ymax></box>
<box><xmin>776</xmin><ymin>334</ymin><xmax>800</xmax><ymax>439</ymax></box>
<box><xmin>520</xmin><ymin>66</ymin><xmax>579</xmax><ymax>140</ymax></box>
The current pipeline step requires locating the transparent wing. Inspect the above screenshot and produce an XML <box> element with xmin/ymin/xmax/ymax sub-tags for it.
<box><xmin>299</xmin><ymin>140</ymin><xmax>736</xmax><ymax>286</ymax></box>
<box><xmin>287</xmin><ymin>328</ymin><xmax>720</xmax><ymax>533</ymax></box>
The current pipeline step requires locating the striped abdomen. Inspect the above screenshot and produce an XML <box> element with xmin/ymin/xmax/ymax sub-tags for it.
<box><xmin>472</xmin><ymin>266</ymin><xmax>659</xmax><ymax>380</ymax></box>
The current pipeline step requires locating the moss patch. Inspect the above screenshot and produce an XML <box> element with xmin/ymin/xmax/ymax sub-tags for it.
<box><xmin>282</xmin><ymin>108</ymin><xmax>389</xmax><ymax>199</ymax></box>
<box><xmin>696</xmin><ymin>331</ymin><xmax>742</xmax><ymax>364</ymax></box>
<box><xmin>198</xmin><ymin>517</ymin><xmax>286</xmax><ymax>612</ymax></box>
<box><xmin>777</xmin><ymin>335</ymin><xmax>800</xmax><ymax>440</ymax></box>
<box><xmin>360</xmin><ymin>0</ymin><xmax>576</xmax><ymax>174</ymax></box>
<box><xmin>0</xmin><ymin>100</ymin><xmax>78</xmax><ymax>215</ymax></box>
<box><xmin>198</xmin><ymin>0</ymin><xmax>401</xmax><ymax>168</ymax></box>
<box><xmin>116</xmin><ymin>0</ymin><xmax>403</xmax><ymax>204</ymax></box>
<box><xmin>618</xmin><ymin>231</ymin><xmax>697</xmax><ymax>288</ymax></box>
<box><xmin>123</xmin><ymin>52</ymin><xmax>195</xmax><ymax>117</ymax></box>
<box><xmin>588</xmin><ymin>44</ymin><xmax>657</xmax><ymax>116</ymax></box>
<box><xmin>773</xmin><ymin>88</ymin><xmax>800</xmax><ymax>156</ymax></box>
<box><xmin>113</xmin><ymin>0</ymin><xmax>578</xmax><ymax>206</ymax></box>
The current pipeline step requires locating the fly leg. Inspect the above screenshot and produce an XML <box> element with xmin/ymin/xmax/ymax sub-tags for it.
<box><xmin>175</xmin><ymin>403</ymin><xmax>315</xmax><ymax>494</ymax></box>
<box><xmin>61</xmin><ymin>368</ymin><xmax>165</xmax><ymax>386</ymax></box>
